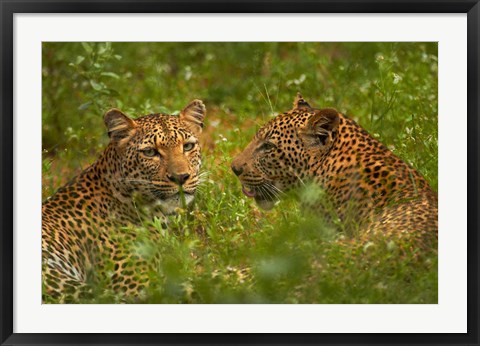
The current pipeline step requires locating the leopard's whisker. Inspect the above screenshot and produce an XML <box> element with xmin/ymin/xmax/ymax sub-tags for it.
<box><xmin>265</xmin><ymin>181</ymin><xmax>285</xmax><ymax>196</ymax></box>
<box><xmin>262</xmin><ymin>183</ymin><xmax>279</xmax><ymax>200</ymax></box>
<box><xmin>260</xmin><ymin>184</ymin><xmax>277</xmax><ymax>201</ymax></box>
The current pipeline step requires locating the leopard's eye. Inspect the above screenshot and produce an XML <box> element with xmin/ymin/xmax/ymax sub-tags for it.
<box><xmin>183</xmin><ymin>142</ymin><xmax>195</xmax><ymax>152</ymax></box>
<box><xmin>142</xmin><ymin>148</ymin><xmax>158</xmax><ymax>157</ymax></box>
<box><xmin>259</xmin><ymin>142</ymin><xmax>276</xmax><ymax>151</ymax></box>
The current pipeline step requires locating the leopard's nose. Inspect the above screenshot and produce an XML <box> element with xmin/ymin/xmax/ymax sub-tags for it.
<box><xmin>168</xmin><ymin>173</ymin><xmax>190</xmax><ymax>185</ymax></box>
<box><xmin>231</xmin><ymin>163</ymin><xmax>243</xmax><ymax>176</ymax></box>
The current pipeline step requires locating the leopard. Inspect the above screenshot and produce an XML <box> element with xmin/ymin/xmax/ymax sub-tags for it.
<box><xmin>42</xmin><ymin>99</ymin><xmax>206</xmax><ymax>302</ymax></box>
<box><xmin>231</xmin><ymin>93</ymin><xmax>437</xmax><ymax>249</ymax></box>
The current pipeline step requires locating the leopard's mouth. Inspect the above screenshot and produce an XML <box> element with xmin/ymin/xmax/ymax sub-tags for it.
<box><xmin>242</xmin><ymin>185</ymin><xmax>256</xmax><ymax>198</ymax></box>
<box><xmin>152</xmin><ymin>189</ymin><xmax>195</xmax><ymax>201</ymax></box>
<box><xmin>165</xmin><ymin>191</ymin><xmax>194</xmax><ymax>199</ymax></box>
<box><xmin>156</xmin><ymin>191</ymin><xmax>195</xmax><ymax>215</ymax></box>
<box><xmin>240</xmin><ymin>184</ymin><xmax>277</xmax><ymax>211</ymax></box>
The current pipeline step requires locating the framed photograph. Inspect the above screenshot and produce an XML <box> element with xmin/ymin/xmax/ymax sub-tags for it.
<box><xmin>1</xmin><ymin>0</ymin><xmax>478</xmax><ymax>345</ymax></box>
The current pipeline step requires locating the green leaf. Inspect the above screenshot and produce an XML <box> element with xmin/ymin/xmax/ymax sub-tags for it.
<box><xmin>75</xmin><ymin>56</ymin><xmax>85</xmax><ymax>65</ymax></box>
<box><xmin>78</xmin><ymin>101</ymin><xmax>92</xmax><ymax>111</ymax></box>
<box><xmin>81</xmin><ymin>42</ymin><xmax>92</xmax><ymax>54</ymax></box>
<box><xmin>98</xmin><ymin>42</ymin><xmax>112</xmax><ymax>55</ymax></box>
<box><xmin>90</xmin><ymin>80</ymin><xmax>103</xmax><ymax>91</ymax></box>
<box><xmin>101</xmin><ymin>72</ymin><xmax>120</xmax><ymax>79</ymax></box>
<box><xmin>114</xmin><ymin>54</ymin><xmax>122</xmax><ymax>60</ymax></box>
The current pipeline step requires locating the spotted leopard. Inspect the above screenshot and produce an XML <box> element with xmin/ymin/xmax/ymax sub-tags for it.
<box><xmin>232</xmin><ymin>94</ymin><xmax>437</xmax><ymax>248</ymax></box>
<box><xmin>42</xmin><ymin>100</ymin><xmax>206</xmax><ymax>301</ymax></box>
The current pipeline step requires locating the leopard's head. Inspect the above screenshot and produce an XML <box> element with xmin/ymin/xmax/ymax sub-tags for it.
<box><xmin>104</xmin><ymin>100</ymin><xmax>206</xmax><ymax>214</ymax></box>
<box><xmin>231</xmin><ymin>93</ymin><xmax>339</xmax><ymax>210</ymax></box>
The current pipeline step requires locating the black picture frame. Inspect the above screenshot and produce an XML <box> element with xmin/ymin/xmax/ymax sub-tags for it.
<box><xmin>1</xmin><ymin>1</ymin><xmax>478</xmax><ymax>345</ymax></box>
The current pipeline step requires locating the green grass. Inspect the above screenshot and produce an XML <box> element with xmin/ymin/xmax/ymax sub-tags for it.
<box><xmin>42</xmin><ymin>42</ymin><xmax>438</xmax><ymax>304</ymax></box>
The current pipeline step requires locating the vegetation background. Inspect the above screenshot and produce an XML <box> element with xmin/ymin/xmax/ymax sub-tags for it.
<box><xmin>42</xmin><ymin>42</ymin><xmax>438</xmax><ymax>303</ymax></box>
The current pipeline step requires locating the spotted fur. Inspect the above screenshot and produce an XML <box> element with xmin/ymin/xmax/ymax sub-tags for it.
<box><xmin>232</xmin><ymin>94</ymin><xmax>437</xmax><ymax>247</ymax></box>
<box><xmin>42</xmin><ymin>100</ymin><xmax>206</xmax><ymax>301</ymax></box>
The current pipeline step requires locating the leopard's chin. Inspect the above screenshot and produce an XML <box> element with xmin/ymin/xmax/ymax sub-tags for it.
<box><xmin>255</xmin><ymin>197</ymin><xmax>276</xmax><ymax>211</ymax></box>
<box><xmin>156</xmin><ymin>193</ymin><xmax>194</xmax><ymax>215</ymax></box>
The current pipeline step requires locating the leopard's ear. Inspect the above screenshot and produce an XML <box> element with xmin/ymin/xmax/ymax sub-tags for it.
<box><xmin>179</xmin><ymin>99</ymin><xmax>206</xmax><ymax>136</ymax></box>
<box><xmin>300</xmin><ymin>108</ymin><xmax>340</xmax><ymax>148</ymax></box>
<box><xmin>292</xmin><ymin>92</ymin><xmax>312</xmax><ymax>110</ymax></box>
<box><xmin>104</xmin><ymin>109</ymin><xmax>137</xmax><ymax>146</ymax></box>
